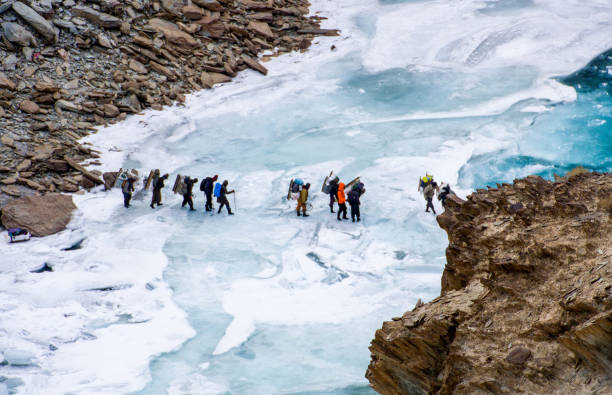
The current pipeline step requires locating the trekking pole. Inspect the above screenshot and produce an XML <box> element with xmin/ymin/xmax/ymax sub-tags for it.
<box><xmin>233</xmin><ymin>191</ymin><xmax>237</xmax><ymax>213</ymax></box>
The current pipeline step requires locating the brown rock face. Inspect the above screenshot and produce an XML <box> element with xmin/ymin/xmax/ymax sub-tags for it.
<box><xmin>1</xmin><ymin>193</ymin><xmax>76</xmax><ymax>236</ymax></box>
<box><xmin>366</xmin><ymin>172</ymin><xmax>612</xmax><ymax>394</ymax></box>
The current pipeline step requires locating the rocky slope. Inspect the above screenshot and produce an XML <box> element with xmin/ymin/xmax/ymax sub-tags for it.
<box><xmin>366</xmin><ymin>171</ymin><xmax>612</xmax><ymax>394</ymax></box>
<box><xmin>0</xmin><ymin>0</ymin><xmax>336</xmax><ymax>206</ymax></box>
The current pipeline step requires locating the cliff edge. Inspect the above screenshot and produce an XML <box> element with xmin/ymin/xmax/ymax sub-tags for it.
<box><xmin>366</xmin><ymin>171</ymin><xmax>612</xmax><ymax>394</ymax></box>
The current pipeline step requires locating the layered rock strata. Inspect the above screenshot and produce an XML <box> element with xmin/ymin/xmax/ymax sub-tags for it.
<box><xmin>0</xmin><ymin>0</ymin><xmax>337</xmax><ymax>205</ymax></box>
<box><xmin>366</xmin><ymin>172</ymin><xmax>612</xmax><ymax>394</ymax></box>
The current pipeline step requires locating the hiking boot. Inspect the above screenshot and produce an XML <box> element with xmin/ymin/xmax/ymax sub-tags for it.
<box><xmin>303</xmin><ymin>214</ymin><xmax>309</xmax><ymax>217</ymax></box>
<box><xmin>229</xmin><ymin>212</ymin><xmax>234</xmax><ymax>215</ymax></box>
<box><xmin>297</xmin><ymin>212</ymin><xmax>301</xmax><ymax>216</ymax></box>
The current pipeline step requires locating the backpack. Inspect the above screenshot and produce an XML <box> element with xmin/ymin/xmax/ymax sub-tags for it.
<box><xmin>348</xmin><ymin>190</ymin><xmax>359</xmax><ymax>205</ymax></box>
<box><xmin>213</xmin><ymin>182</ymin><xmax>222</xmax><ymax>197</ymax></box>
<box><xmin>199</xmin><ymin>178</ymin><xmax>206</xmax><ymax>191</ymax></box>
<box><xmin>291</xmin><ymin>182</ymin><xmax>300</xmax><ymax>193</ymax></box>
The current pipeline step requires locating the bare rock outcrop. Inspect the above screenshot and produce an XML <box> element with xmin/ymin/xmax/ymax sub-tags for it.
<box><xmin>366</xmin><ymin>172</ymin><xmax>612</xmax><ymax>394</ymax></box>
<box><xmin>1</xmin><ymin>193</ymin><xmax>76</xmax><ymax>236</ymax></box>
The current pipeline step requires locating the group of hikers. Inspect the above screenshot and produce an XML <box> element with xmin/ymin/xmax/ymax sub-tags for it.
<box><xmin>121</xmin><ymin>170</ymin><xmax>236</xmax><ymax>214</ymax></box>
<box><xmin>120</xmin><ymin>168</ymin><xmax>452</xmax><ymax>219</ymax></box>
<box><xmin>290</xmin><ymin>175</ymin><xmax>366</xmax><ymax>222</ymax></box>
<box><xmin>417</xmin><ymin>173</ymin><xmax>454</xmax><ymax>214</ymax></box>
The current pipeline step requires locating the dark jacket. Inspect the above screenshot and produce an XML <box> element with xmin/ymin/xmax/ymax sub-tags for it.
<box><xmin>201</xmin><ymin>177</ymin><xmax>214</xmax><ymax>194</ymax></box>
<box><xmin>347</xmin><ymin>189</ymin><xmax>360</xmax><ymax>206</ymax></box>
<box><xmin>184</xmin><ymin>177</ymin><xmax>198</xmax><ymax>196</ymax></box>
<box><xmin>329</xmin><ymin>180</ymin><xmax>338</xmax><ymax>198</ymax></box>
<box><xmin>154</xmin><ymin>176</ymin><xmax>166</xmax><ymax>191</ymax></box>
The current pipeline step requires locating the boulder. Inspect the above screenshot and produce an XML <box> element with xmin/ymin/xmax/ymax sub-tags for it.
<box><xmin>1</xmin><ymin>193</ymin><xmax>76</xmax><ymax>237</ymax></box>
<box><xmin>1</xmin><ymin>22</ymin><xmax>37</xmax><ymax>47</ymax></box>
<box><xmin>247</xmin><ymin>21</ymin><xmax>275</xmax><ymax>39</ymax></box>
<box><xmin>12</xmin><ymin>1</ymin><xmax>57</xmax><ymax>43</ymax></box>
<box><xmin>129</xmin><ymin>59</ymin><xmax>148</xmax><ymax>74</ymax></box>
<box><xmin>193</xmin><ymin>0</ymin><xmax>223</xmax><ymax>11</ymax></box>
<box><xmin>149</xmin><ymin>18</ymin><xmax>199</xmax><ymax>49</ymax></box>
<box><xmin>162</xmin><ymin>0</ymin><xmax>191</xmax><ymax>16</ymax></box>
<box><xmin>0</xmin><ymin>73</ymin><xmax>16</xmax><ymax>90</ymax></box>
<box><xmin>71</xmin><ymin>5</ymin><xmax>121</xmax><ymax>29</ymax></box>
<box><xmin>182</xmin><ymin>4</ymin><xmax>204</xmax><ymax>19</ymax></box>
<box><xmin>19</xmin><ymin>100</ymin><xmax>40</xmax><ymax>114</ymax></box>
<box><xmin>242</xmin><ymin>54</ymin><xmax>267</xmax><ymax>75</ymax></box>
<box><xmin>103</xmin><ymin>103</ymin><xmax>120</xmax><ymax>117</ymax></box>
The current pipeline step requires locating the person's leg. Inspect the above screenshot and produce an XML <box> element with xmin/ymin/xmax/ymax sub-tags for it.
<box><xmin>342</xmin><ymin>203</ymin><xmax>348</xmax><ymax>219</ymax></box>
<box><xmin>182</xmin><ymin>195</ymin><xmax>188</xmax><ymax>207</ymax></box>
<box><xmin>302</xmin><ymin>202</ymin><xmax>308</xmax><ymax>217</ymax></box>
<box><xmin>188</xmin><ymin>196</ymin><xmax>194</xmax><ymax>210</ymax></box>
<box><xmin>350</xmin><ymin>205</ymin><xmax>355</xmax><ymax>222</ymax></box>
<box><xmin>329</xmin><ymin>195</ymin><xmax>335</xmax><ymax>213</ymax></box>
<box><xmin>218</xmin><ymin>201</ymin><xmax>224</xmax><ymax>213</ymax></box>
<box><xmin>206</xmin><ymin>193</ymin><xmax>212</xmax><ymax>211</ymax></box>
<box><xmin>296</xmin><ymin>202</ymin><xmax>302</xmax><ymax>216</ymax></box>
<box><xmin>356</xmin><ymin>205</ymin><xmax>360</xmax><ymax>221</ymax></box>
<box><xmin>124</xmin><ymin>193</ymin><xmax>129</xmax><ymax>208</ymax></box>
<box><xmin>225</xmin><ymin>197</ymin><xmax>233</xmax><ymax>214</ymax></box>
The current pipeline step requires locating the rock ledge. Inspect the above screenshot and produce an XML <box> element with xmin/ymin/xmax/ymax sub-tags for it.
<box><xmin>366</xmin><ymin>172</ymin><xmax>612</xmax><ymax>394</ymax></box>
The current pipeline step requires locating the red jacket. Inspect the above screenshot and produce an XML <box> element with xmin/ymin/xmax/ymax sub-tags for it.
<box><xmin>337</xmin><ymin>183</ymin><xmax>346</xmax><ymax>204</ymax></box>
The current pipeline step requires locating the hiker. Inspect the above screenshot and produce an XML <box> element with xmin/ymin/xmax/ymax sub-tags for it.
<box><xmin>217</xmin><ymin>180</ymin><xmax>235</xmax><ymax>215</ymax></box>
<box><xmin>296</xmin><ymin>183</ymin><xmax>310</xmax><ymax>217</ymax></box>
<box><xmin>200</xmin><ymin>174</ymin><xmax>218</xmax><ymax>212</ymax></box>
<box><xmin>122</xmin><ymin>177</ymin><xmax>135</xmax><ymax>208</ymax></box>
<box><xmin>418</xmin><ymin>173</ymin><xmax>433</xmax><ymax>192</ymax></box>
<box><xmin>328</xmin><ymin>177</ymin><xmax>339</xmax><ymax>213</ymax></box>
<box><xmin>151</xmin><ymin>173</ymin><xmax>168</xmax><ymax>209</ymax></box>
<box><xmin>347</xmin><ymin>184</ymin><xmax>361</xmax><ymax>222</ymax></box>
<box><xmin>437</xmin><ymin>182</ymin><xmax>454</xmax><ymax>207</ymax></box>
<box><xmin>337</xmin><ymin>182</ymin><xmax>348</xmax><ymax>221</ymax></box>
<box><xmin>151</xmin><ymin>169</ymin><xmax>160</xmax><ymax>190</ymax></box>
<box><xmin>182</xmin><ymin>176</ymin><xmax>198</xmax><ymax>211</ymax></box>
<box><xmin>424</xmin><ymin>180</ymin><xmax>438</xmax><ymax>214</ymax></box>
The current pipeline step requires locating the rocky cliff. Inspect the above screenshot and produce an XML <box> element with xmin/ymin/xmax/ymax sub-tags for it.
<box><xmin>366</xmin><ymin>171</ymin><xmax>612</xmax><ymax>394</ymax></box>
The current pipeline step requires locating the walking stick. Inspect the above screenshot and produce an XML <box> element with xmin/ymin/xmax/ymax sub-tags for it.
<box><xmin>233</xmin><ymin>191</ymin><xmax>237</xmax><ymax>213</ymax></box>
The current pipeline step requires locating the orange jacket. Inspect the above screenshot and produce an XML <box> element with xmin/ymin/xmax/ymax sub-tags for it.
<box><xmin>337</xmin><ymin>183</ymin><xmax>346</xmax><ymax>204</ymax></box>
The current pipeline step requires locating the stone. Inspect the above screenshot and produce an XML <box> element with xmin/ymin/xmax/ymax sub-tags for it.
<box><xmin>35</xmin><ymin>80</ymin><xmax>58</xmax><ymax>92</ymax></box>
<box><xmin>63</xmin><ymin>156</ymin><xmax>103</xmax><ymax>185</ymax></box>
<box><xmin>55</xmin><ymin>100</ymin><xmax>80</xmax><ymax>112</ymax></box>
<box><xmin>197</xmin><ymin>17</ymin><xmax>224</xmax><ymax>38</ymax></box>
<box><xmin>97</xmin><ymin>33</ymin><xmax>113</xmax><ymax>48</ymax></box>
<box><xmin>19</xmin><ymin>100</ymin><xmax>40</xmax><ymax>114</ymax></box>
<box><xmin>1</xmin><ymin>176</ymin><xmax>17</xmax><ymax>185</ymax></box>
<box><xmin>242</xmin><ymin>55</ymin><xmax>268</xmax><ymax>75</ymax></box>
<box><xmin>193</xmin><ymin>0</ymin><xmax>223</xmax><ymax>11</ymax></box>
<box><xmin>16</xmin><ymin>159</ymin><xmax>31</xmax><ymax>172</ymax></box>
<box><xmin>103</xmin><ymin>103</ymin><xmax>120</xmax><ymax>117</ymax></box>
<box><xmin>2</xmin><ymin>54</ymin><xmax>19</xmax><ymax>70</ymax></box>
<box><xmin>200</xmin><ymin>71</ymin><xmax>214</xmax><ymax>88</ymax></box>
<box><xmin>182</xmin><ymin>4</ymin><xmax>204</xmax><ymax>19</ymax></box>
<box><xmin>17</xmin><ymin>177</ymin><xmax>45</xmax><ymax>191</ymax></box>
<box><xmin>63</xmin><ymin>79</ymin><xmax>79</xmax><ymax>90</ymax></box>
<box><xmin>1</xmin><ymin>185</ymin><xmax>22</xmax><ymax>197</ymax></box>
<box><xmin>505</xmin><ymin>347</ymin><xmax>532</xmax><ymax>365</ymax></box>
<box><xmin>102</xmin><ymin>171</ymin><xmax>118</xmax><ymax>190</ymax></box>
<box><xmin>248</xmin><ymin>21</ymin><xmax>275</xmax><ymax>39</ymax></box>
<box><xmin>149</xmin><ymin>18</ymin><xmax>199</xmax><ymax>49</ymax></box>
<box><xmin>161</xmin><ymin>0</ymin><xmax>191</xmax><ymax>16</ymax></box>
<box><xmin>1</xmin><ymin>194</ymin><xmax>77</xmax><ymax>237</ymax></box>
<box><xmin>129</xmin><ymin>59</ymin><xmax>148</xmax><ymax>74</ymax></box>
<box><xmin>46</xmin><ymin>159</ymin><xmax>68</xmax><ymax>172</ymax></box>
<box><xmin>71</xmin><ymin>5</ymin><xmax>121</xmax><ymax>29</ymax></box>
<box><xmin>0</xmin><ymin>166</ymin><xmax>10</xmax><ymax>172</ymax></box>
<box><xmin>1</xmin><ymin>22</ymin><xmax>37</xmax><ymax>47</ymax></box>
<box><xmin>209</xmin><ymin>72</ymin><xmax>231</xmax><ymax>84</ymax></box>
<box><xmin>1</xmin><ymin>136</ymin><xmax>15</xmax><ymax>147</ymax></box>
<box><xmin>12</xmin><ymin>1</ymin><xmax>58</xmax><ymax>43</ymax></box>
<box><xmin>0</xmin><ymin>73</ymin><xmax>16</xmax><ymax>90</ymax></box>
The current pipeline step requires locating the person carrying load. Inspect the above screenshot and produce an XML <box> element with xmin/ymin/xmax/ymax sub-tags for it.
<box><xmin>182</xmin><ymin>176</ymin><xmax>198</xmax><ymax>211</ymax></box>
<box><xmin>418</xmin><ymin>173</ymin><xmax>434</xmax><ymax>192</ymax></box>
<box><xmin>337</xmin><ymin>182</ymin><xmax>348</xmax><ymax>221</ymax></box>
<box><xmin>200</xmin><ymin>174</ymin><xmax>218</xmax><ymax>212</ymax></box>
<box><xmin>296</xmin><ymin>183</ymin><xmax>310</xmax><ymax>217</ymax></box>
<box><xmin>217</xmin><ymin>180</ymin><xmax>235</xmax><ymax>215</ymax></box>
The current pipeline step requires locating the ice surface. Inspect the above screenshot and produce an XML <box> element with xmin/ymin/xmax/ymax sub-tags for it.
<box><xmin>2</xmin><ymin>0</ymin><xmax>612</xmax><ymax>394</ymax></box>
